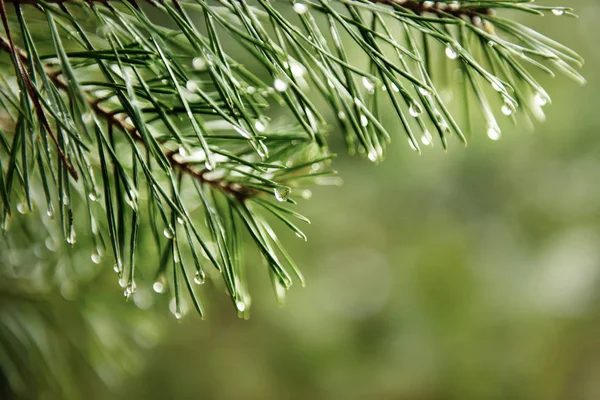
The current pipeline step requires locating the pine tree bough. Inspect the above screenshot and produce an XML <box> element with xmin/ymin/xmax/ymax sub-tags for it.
<box><xmin>0</xmin><ymin>0</ymin><xmax>584</xmax><ymax>318</ymax></box>
<box><xmin>1</xmin><ymin>34</ymin><xmax>255</xmax><ymax>199</ymax></box>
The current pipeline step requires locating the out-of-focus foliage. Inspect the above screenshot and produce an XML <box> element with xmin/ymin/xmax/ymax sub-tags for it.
<box><xmin>114</xmin><ymin>2</ymin><xmax>597</xmax><ymax>399</ymax></box>
<box><xmin>1</xmin><ymin>0</ymin><xmax>597</xmax><ymax>399</ymax></box>
<box><xmin>0</xmin><ymin>212</ymin><xmax>164</xmax><ymax>399</ymax></box>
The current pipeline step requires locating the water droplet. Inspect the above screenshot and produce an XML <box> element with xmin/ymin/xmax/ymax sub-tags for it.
<box><xmin>118</xmin><ymin>276</ymin><xmax>128</xmax><ymax>289</ymax></box>
<box><xmin>274</xmin><ymin>187</ymin><xmax>291</xmax><ymax>202</ymax></box>
<box><xmin>176</xmin><ymin>216</ymin><xmax>185</xmax><ymax>225</ymax></box>
<box><xmin>163</xmin><ymin>228</ymin><xmax>174</xmax><ymax>239</ymax></box>
<box><xmin>421</xmin><ymin>131</ymin><xmax>433</xmax><ymax>146</ymax></box>
<box><xmin>418</xmin><ymin>87</ymin><xmax>430</xmax><ymax>96</ymax></box>
<box><xmin>91</xmin><ymin>251</ymin><xmax>101</xmax><ymax>264</ymax></box>
<box><xmin>60</xmin><ymin>281</ymin><xmax>77</xmax><ymax>300</ymax></box>
<box><xmin>501</xmin><ymin>104</ymin><xmax>513</xmax><ymax>116</ymax></box>
<box><xmin>46</xmin><ymin>209</ymin><xmax>54</xmax><ymax>219</ymax></box>
<box><xmin>254</xmin><ymin>120</ymin><xmax>266</xmax><ymax>132</ymax></box>
<box><xmin>368</xmin><ymin>150</ymin><xmax>378</xmax><ymax>162</ymax></box>
<box><xmin>290</xmin><ymin>62</ymin><xmax>305</xmax><ymax>77</ymax></box>
<box><xmin>194</xmin><ymin>271</ymin><xmax>206</xmax><ymax>285</ymax></box>
<box><xmin>133</xmin><ymin>289</ymin><xmax>153</xmax><ymax>310</ymax></box>
<box><xmin>552</xmin><ymin>9</ymin><xmax>564</xmax><ymax>16</ymax></box>
<box><xmin>186</xmin><ymin>80</ymin><xmax>199</xmax><ymax>92</ymax></box>
<box><xmin>293</xmin><ymin>2</ymin><xmax>308</xmax><ymax>14</ymax></box>
<box><xmin>445</xmin><ymin>45</ymin><xmax>458</xmax><ymax>60</ymax></box>
<box><xmin>337</xmin><ymin>111</ymin><xmax>346</xmax><ymax>120</ymax></box>
<box><xmin>409</xmin><ymin>103</ymin><xmax>422</xmax><ymax>117</ymax></box>
<box><xmin>153</xmin><ymin>281</ymin><xmax>165</xmax><ymax>293</ymax></box>
<box><xmin>16</xmin><ymin>202</ymin><xmax>28</xmax><ymax>214</ymax></box>
<box><xmin>126</xmin><ymin>189</ymin><xmax>138</xmax><ymax>210</ymax></box>
<box><xmin>491</xmin><ymin>79</ymin><xmax>504</xmax><ymax>92</ymax></box>
<box><xmin>66</xmin><ymin>227</ymin><xmax>76</xmax><ymax>245</ymax></box>
<box><xmin>391</xmin><ymin>83</ymin><xmax>399</xmax><ymax>93</ymax></box>
<box><xmin>273</xmin><ymin>78</ymin><xmax>288</xmax><ymax>92</ymax></box>
<box><xmin>236</xmin><ymin>300</ymin><xmax>246</xmax><ymax>312</ymax></box>
<box><xmin>42</xmin><ymin>237</ymin><xmax>56</xmax><ymax>252</ymax></box>
<box><xmin>246</xmin><ymin>86</ymin><xmax>256</xmax><ymax>94</ymax></box>
<box><xmin>125</xmin><ymin>198</ymin><xmax>137</xmax><ymax>211</ymax></box>
<box><xmin>169</xmin><ymin>298</ymin><xmax>185</xmax><ymax>319</ymax></box>
<box><xmin>255</xmin><ymin>141</ymin><xmax>269</xmax><ymax>158</ymax></box>
<box><xmin>91</xmin><ymin>218</ymin><xmax>98</xmax><ymax>234</ymax></box>
<box><xmin>178</xmin><ymin>146</ymin><xmax>188</xmax><ymax>157</ymax></box>
<box><xmin>488</xmin><ymin>41</ymin><xmax>496</xmax><ymax>47</ymax></box>
<box><xmin>534</xmin><ymin>93</ymin><xmax>548</xmax><ymax>107</ymax></box>
<box><xmin>124</xmin><ymin>282</ymin><xmax>136</xmax><ymax>299</ymax></box>
<box><xmin>192</xmin><ymin>57</ymin><xmax>206</xmax><ymax>70</ymax></box>
<box><xmin>361</xmin><ymin>77</ymin><xmax>375</xmax><ymax>94</ymax></box>
<box><xmin>301</xmin><ymin>189</ymin><xmax>312</xmax><ymax>200</ymax></box>
<box><xmin>487</xmin><ymin>125</ymin><xmax>501</xmax><ymax>141</ymax></box>
<box><xmin>88</xmin><ymin>192</ymin><xmax>98</xmax><ymax>201</ymax></box>
<box><xmin>360</xmin><ymin>115</ymin><xmax>369</xmax><ymax>127</ymax></box>
<box><xmin>233</xmin><ymin>124</ymin><xmax>251</xmax><ymax>139</ymax></box>
<box><xmin>274</xmin><ymin>280</ymin><xmax>286</xmax><ymax>304</ymax></box>
<box><xmin>408</xmin><ymin>138</ymin><xmax>418</xmax><ymax>151</ymax></box>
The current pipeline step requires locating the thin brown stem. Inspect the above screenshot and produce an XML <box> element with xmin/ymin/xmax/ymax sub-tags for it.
<box><xmin>369</xmin><ymin>0</ymin><xmax>492</xmax><ymax>18</ymax></box>
<box><xmin>0</xmin><ymin>33</ymin><xmax>254</xmax><ymax>199</ymax></box>
<box><xmin>0</xmin><ymin>2</ymin><xmax>79</xmax><ymax>179</ymax></box>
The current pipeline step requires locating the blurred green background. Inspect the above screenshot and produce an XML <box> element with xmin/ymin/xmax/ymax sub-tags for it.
<box><xmin>4</xmin><ymin>1</ymin><xmax>600</xmax><ymax>399</ymax></box>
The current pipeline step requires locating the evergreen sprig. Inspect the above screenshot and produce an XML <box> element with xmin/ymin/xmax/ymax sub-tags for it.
<box><xmin>0</xmin><ymin>0</ymin><xmax>583</xmax><ymax>318</ymax></box>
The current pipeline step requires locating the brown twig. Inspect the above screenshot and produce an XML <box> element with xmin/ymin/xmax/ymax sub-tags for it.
<box><xmin>0</xmin><ymin>1</ymin><xmax>79</xmax><ymax>179</ymax></box>
<box><xmin>369</xmin><ymin>0</ymin><xmax>492</xmax><ymax>18</ymax></box>
<box><xmin>5</xmin><ymin>0</ymin><xmax>493</xmax><ymax>19</ymax></box>
<box><xmin>0</xmin><ymin>31</ymin><xmax>253</xmax><ymax>199</ymax></box>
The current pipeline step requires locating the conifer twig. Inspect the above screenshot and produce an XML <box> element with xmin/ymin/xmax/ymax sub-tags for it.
<box><xmin>0</xmin><ymin>0</ymin><xmax>78</xmax><ymax>179</ymax></box>
<box><xmin>0</xmin><ymin>0</ymin><xmax>584</xmax><ymax>322</ymax></box>
<box><xmin>0</xmin><ymin>33</ymin><xmax>255</xmax><ymax>199</ymax></box>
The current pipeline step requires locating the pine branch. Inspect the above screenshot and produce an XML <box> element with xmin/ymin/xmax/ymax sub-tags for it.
<box><xmin>0</xmin><ymin>0</ymin><xmax>79</xmax><ymax>179</ymax></box>
<box><xmin>1</xmin><ymin>32</ymin><xmax>259</xmax><ymax>204</ymax></box>
<box><xmin>0</xmin><ymin>0</ymin><xmax>584</xmax><ymax>323</ymax></box>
